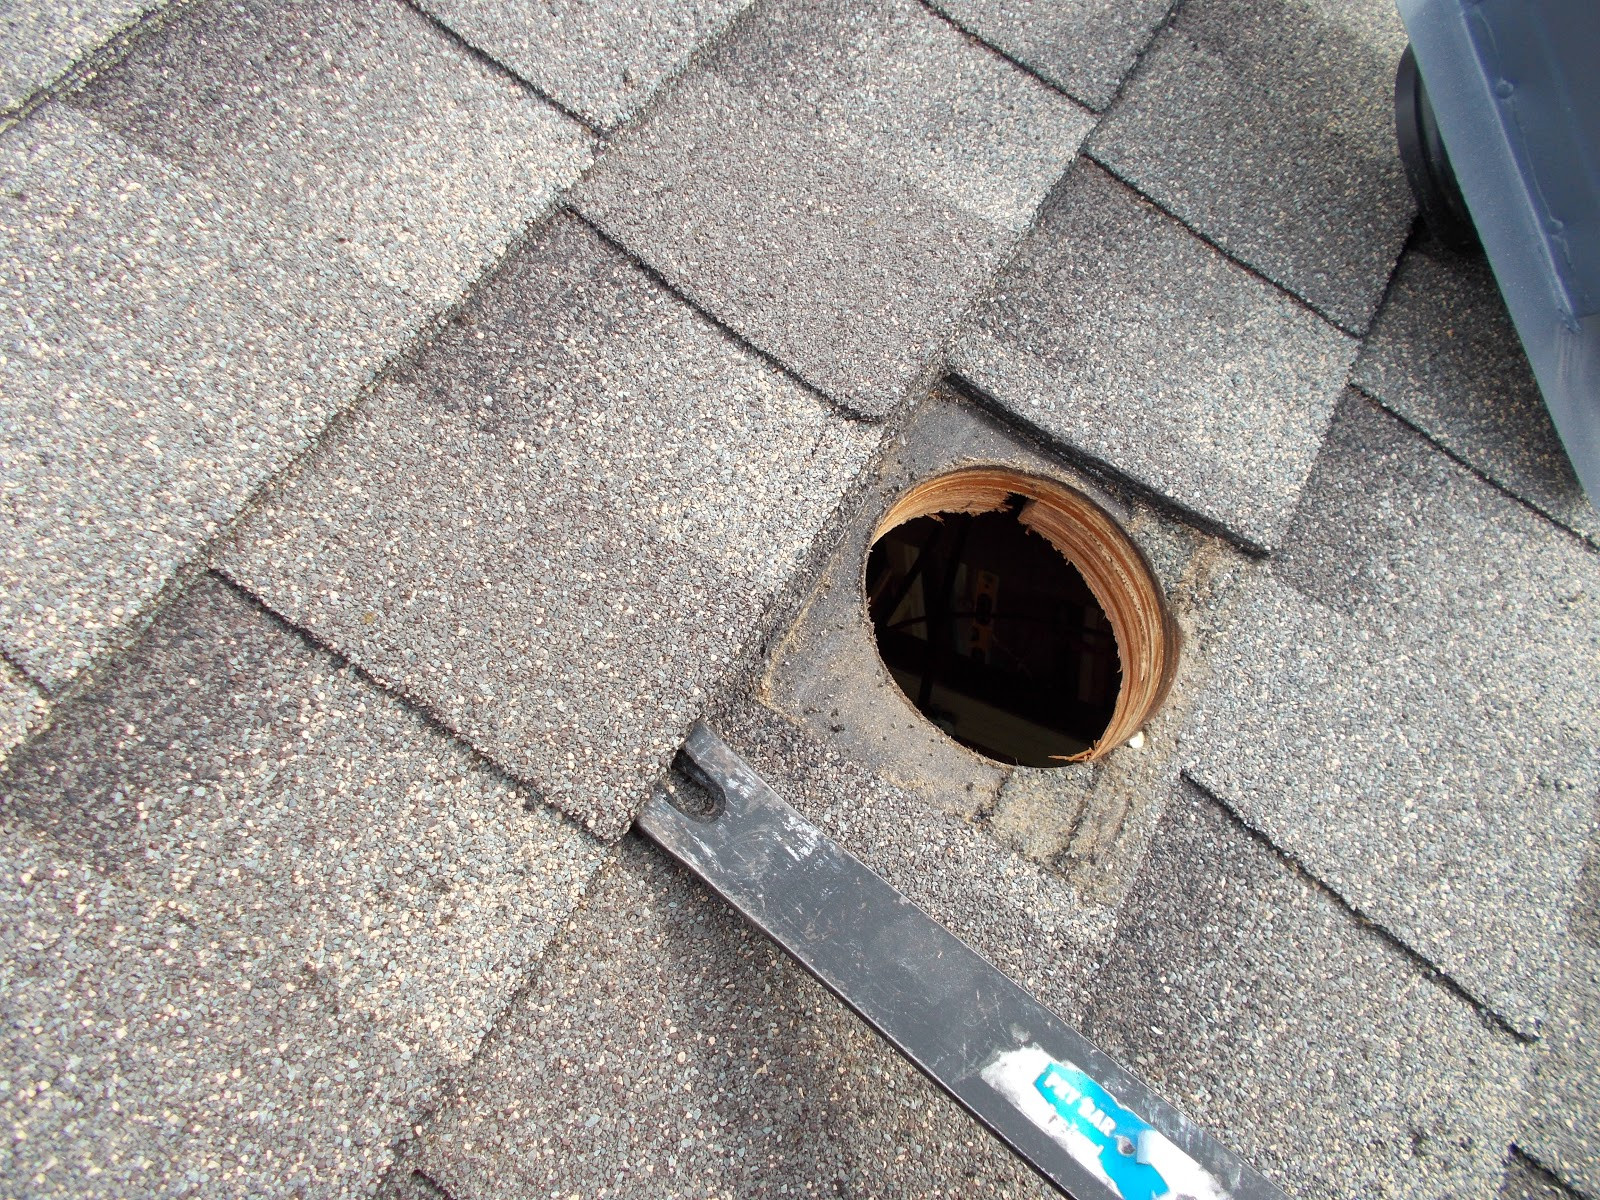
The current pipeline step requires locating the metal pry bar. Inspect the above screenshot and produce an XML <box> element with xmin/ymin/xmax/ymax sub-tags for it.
<box><xmin>637</xmin><ymin>722</ymin><xmax>1290</xmax><ymax>1200</ymax></box>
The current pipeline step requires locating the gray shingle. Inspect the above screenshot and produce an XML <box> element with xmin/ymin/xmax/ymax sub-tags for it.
<box><xmin>379</xmin><ymin>1169</ymin><xmax>451</xmax><ymax>1200</ymax></box>
<box><xmin>926</xmin><ymin>0</ymin><xmax>1170</xmax><ymax>111</ymax></box>
<box><xmin>1089</xmin><ymin>0</ymin><xmax>1412</xmax><ymax>332</ymax></box>
<box><xmin>0</xmin><ymin>659</ymin><xmax>45</xmax><ymax>764</ymax></box>
<box><xmin>0</xmin><ymin>818</ymin><xmax>419</xmax><ymax>1196</ymax></box>
<box><xmin>1083</xmin><ymin>781</ymin><xmax>1531</xmax><ymax>1200</ymax></box>
<box><xmin>1498</xmin><ymin>1158</ymin><xmax>1581</xmax><ymax>1200</ymax></box>
<box><xmin>1354</xmin><ymin>243</ymin><xmax>1599</xmax><ymax>545</ymax></box>
<box><xmin>576</xmin><ymin>0</ymin><xmax>1091</xmax><ymax>416</ymax></box>
<box><xmin>0</xmin><ymin>0</ymin><xmax>162</xmax><ymax>114</ymax></box>
<box><xmin>219</xmin><ymin>214</ymin><xmax>881</xmax><ymax>840</ymax></box>
<box><xmin>68</xmin><ymin>0</ymin><xmax>593</xmax><ymax>306</ymax></box>
<box><xmin>10</xmin><ymin>0</ymin><xmax>596</xmax><ymax>694</ymax></box>
<box><xmin>0</xmin><ymin>106</ymin><xmax>412</xmax><ymax>690</ymax></box>
<box><xmin>1521</xmin><ymin>842</ymin><xmax>1600</xmax><ymax>1198</ymax></box>
<box><xmin>1521</xmin><ymin>940</ymin><xmax>1600</xmax><ymax>1197</ymax></box>
<box><xmin>953</xmin><ymin>162</ymin><xmax>1356</xmax><ymax>550</ymax></box>
<box><xmin>1184</xmin><ymin>395</ymin><xmax>1600</xmax><ymax>1035</ymax></box>
<box><xmin>0</xmin><ymin>819</ymin><xmax>197</xmax><ymax>1198</ymax></box>
<box><xmin>410</xmin><ymin>836</ymin><xmax>1054</xmax><ymax>1199</ymax></box>
<box><xmin>0</xmin><ymin>575</ymin><xmax>604</xmax><ymax>1197</ymax></box>
<box><xmin>758</xmin><ymin>395</ymin><xmax>1025</xmax><ymax>825</ymax></box>
<box><xmin>418</xmin><ymin>0</ymin><xmax>752</xmax><ymax>130</ymax></box>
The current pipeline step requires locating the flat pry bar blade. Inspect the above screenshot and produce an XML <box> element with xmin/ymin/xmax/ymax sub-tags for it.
<box><xmin>637</xmin><ymin>722</ymin><xmax>1291</xmax><ymax>1200</ymax></box>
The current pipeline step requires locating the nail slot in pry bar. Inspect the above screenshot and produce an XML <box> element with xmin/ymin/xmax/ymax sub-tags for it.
<box><xmin>637</xmin><ymin>722</ymin><xmax>1290</xmax><ymax>1200</ymax></box>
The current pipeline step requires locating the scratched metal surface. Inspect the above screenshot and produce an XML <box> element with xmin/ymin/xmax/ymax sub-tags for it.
<box><xmin>637</xmin><ymin>722</ymin><xmax>1289</xmax><ymax>1200</ymax></box>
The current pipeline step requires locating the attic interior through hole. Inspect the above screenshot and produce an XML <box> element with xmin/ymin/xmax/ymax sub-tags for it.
<box><xmin>866</xmin><ymin>496</ymin><xmax>1120</xmax><ymax>768</ymax></box>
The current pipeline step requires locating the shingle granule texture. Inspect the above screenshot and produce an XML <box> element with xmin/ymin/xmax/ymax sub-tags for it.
<box><xmin>1089</xmin><ymin>0</ymin><xmax>1413</xmax><ymax>332</ymax></box>
<box><xmin>5</xmin><ymin>0</ymin><xmax>592</xmax><ymax>693</ymax></box>
<box><xmin>709</xmin><ymin>693</ymin><xmax>1112</xmax><ymax>1016</ymax></box>
<box><xmin>1496</xmin><ymin>1158</ymin><xmax>1582</xmax><ymax>1200</ymax></box>
<box><xmin>926</xmin><ymin>0</ymin><xmax>1170</xmax><ymax>111</ymax></box>
<box><xmin>67</xmin><ymin>0</ymin><xmax>592</xmax><ymax>307</ymax></box>
<box><xmin>221</xmin><ymin>214</ymin><xmax>881</xmax><ymax>840</ymax></box>
<box><xmin>0</xmin><ymin>0</ymin><xmax>163</xmax><ymax>113</ymax></box>
<box><xmin>0</xmin><ymin>576</ymin><xmax>603</xmax><ymax>1198</ymax></box>
<box><xmin>1520</xmin><ymin>841</ymin><xmax>1600</xmax><ymax>1198</ymax></box>
<box><xmin>1082</xmin><ymin>781</ymin><xmax>1530</xmax><ymax>1200</ymax></box>
<box><xmin>1354</xmin><ymin>241</ymin><xmax>1599</xmax><ymax>545</ymax></box>
<box><xmin>409</xmin><ymin>836</ymin><xmax>1055</xmax><ymax>1199</ymax></box>
<box><xmin>576</xmin><ymin>0</ymin><xmax>1092</xmax><ymax>416</ymax></box>
<box><xmin>954</xmin><ymin>161</ymin><xmax>1356</xmax><ymax>550</ymax></box>
<box><xmin>1184</xmin><ymin>394</ymin><xmax>1600</xmax><ymax>1036</ymax></box>
<box><xmin>0</xmin><ymin>659</ymin><xmax>45</xmax><ymax>764</ymax></box>
<box><xmin>0</xmin><ymin>106</ymin><xmax>411</xmax><ymax>690</ymax></box>
<box><xmin>417</xmin><ymin>0</ymin><xmax>753</xmax><ymax>130</ymax></box>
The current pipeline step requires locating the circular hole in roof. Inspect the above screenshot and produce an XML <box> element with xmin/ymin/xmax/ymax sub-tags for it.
<box><xmin>865</xmin><ymin>469</ymin><xmax>1178</xmax><ymax>767</ymax></box>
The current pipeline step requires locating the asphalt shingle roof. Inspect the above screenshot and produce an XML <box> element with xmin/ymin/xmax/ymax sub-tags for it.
<box><xmin>575</xmin><ymin>0</ymin><xmax>1093</xmax><ymax>416</ymax></box>
<box><xmin>67</xmin><ymin>0</ymin><xmax>595</xmax><ymax>305</ymax></box>
<box><xmin>0</xmin><ymin>104</ymin><xmax>411</xmax><ymax>689</ymax></box>
<box><xmin>1</xmin><ymin>0</ymin><xmax>1597</xmax><ymax>1196</ymax></box>
<box><xmin>925</xmin><ymin>0</ymin><xmax>1170</xmax><ymax>112</ymax></box>
<box><xmin>220</xmin><ymin>212</ymin><xmax>879</xmax><ymax>840</ymax></box>
<box><xmin>1521</xmin><ymin>847</ymin><xmax>1600</xmax><ymax>1198</ymax></box>
<box><xmin>0</xmin><ymin>576</ymin><xmax>601</xmax><ymax>1196</ymax></box>
<box><xmin>1354</xmin><ymin>238</ymin><xmax>1600</xmax><ymax>546</ymax></box>
<box><xmin>1087</xmin><ymin>0</ymin><xmax>1412</xmax><ymax>331</ymax></box>
<box><xmin>412</xmin><ymin>0</ymin><xmax>750</xmax><ymax>131</ymax></box>
<box><xmin>953</xmin><ymin>159</ymin><xmax>1356</xmax><ymax>550</ymax></box>
<box><xmin>1084</xmin><ymin>779</ymin><xmax>1528</xmax><ymax>1200</ymax></box>
<box><xmin>1187</xmin><ymin>394</ymin><xmax>1600</xmax><ymax>1037</ymax></box>
<box><xmin>403</xmin><ymin>835</ymin><xmax>1050</xmax><ymax>1199</ymax></box>
<box><xmin>0</xmin><ymin>0</ymin><xmax>159</xmax><ymax>113</ymax></box>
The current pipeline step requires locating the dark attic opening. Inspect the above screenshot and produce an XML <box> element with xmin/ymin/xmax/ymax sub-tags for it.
<box><xmin>867</xmin><ymin>505</ymin><xmax>1118</xmax><ymax>766</ymax></box>
<box><xmin>865</xmin><ymin>469</ymin><xmax>1178</xmax><ymax>769</ymax></box>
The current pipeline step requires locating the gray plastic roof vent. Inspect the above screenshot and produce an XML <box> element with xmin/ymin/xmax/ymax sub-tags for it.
<box><xmin>1397</xmin><ymin>0</ymin><xmax>1600</xmax><ymax>508</ymax></box>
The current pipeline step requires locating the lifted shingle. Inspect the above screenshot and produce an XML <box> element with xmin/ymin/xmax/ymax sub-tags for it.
<box><xmin>1185</xmin><ymin>394</ymin><xmax>1600</xmax><ymax>1035</ymax></box>
<box><xmin>220</xmin><ymin>214</ymin><xmax>881</xmax><ymax>840</ymax></box>
<box><xmin>1089</xmin><ymin>0</ymin><xmax>1413</xmax><ymax>332</ymax></box>
<box><xmin>954</xmin><ymin>161</ymin><xmax>1355</xmax><ymax>551</ymax></box>
<box><xmin>406</xmin><ymin>683</ymin><xmax>1116</xmax><ymax>1199</ymax></box>
<box><xmin>576</xmin><ymin>0</ymin><xmax>1091</xmax><ymax>417</ymax></box>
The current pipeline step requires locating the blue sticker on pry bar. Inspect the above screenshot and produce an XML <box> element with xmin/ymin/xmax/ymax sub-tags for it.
<box><xmin>1034</xmin><ymin>1063</ymin><xmax>1170</xmax><ymax>1200</ymax></box>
